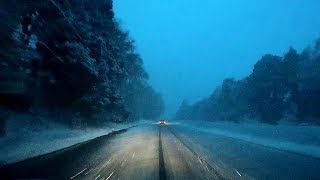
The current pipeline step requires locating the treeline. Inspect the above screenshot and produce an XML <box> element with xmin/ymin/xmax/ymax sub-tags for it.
<box><xmin>0</xmin><ymin>0</ymin><xmax>164</xmax><ymax>135</ymax></box>
<box><xmin>176</xmin><ymin>40</ymin><xmax>320</xmax><ymax>124</ymax></box>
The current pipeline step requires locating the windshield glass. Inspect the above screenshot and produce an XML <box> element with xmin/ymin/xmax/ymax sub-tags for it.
<box><xmin>1</xmin><ymin>1</ymin><xmax>320</xmax><ymax>180</ymax></box>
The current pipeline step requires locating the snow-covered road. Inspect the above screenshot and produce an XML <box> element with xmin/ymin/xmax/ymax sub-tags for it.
<box><xmin>1</xmin><ymin>121</ymin><xmax>320</xmax><ymax>179</ymax></box>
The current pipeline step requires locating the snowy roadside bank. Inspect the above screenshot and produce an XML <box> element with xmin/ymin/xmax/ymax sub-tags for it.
<box><xmin>176</xmin><ymin>120</ymin><xmax>320</xmax><ymax>158</ymax></box>
<box><xmin>0</xmin><ymin>118</ymin><xmax>140</xmax><ymax>165</ymax></box>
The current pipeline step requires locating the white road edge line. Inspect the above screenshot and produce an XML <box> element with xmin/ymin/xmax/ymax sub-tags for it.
<box><xmin>121</xmin><ymin>159</ymin><xmax>127</xmax><ymax>167</ymax></box>
<box><xmin>106</xmin><ymin>158</ymin><xmax>112</xmax><ymax>164</ymax></box>
<box><xmin>235</xmin><ymin>169</ymin><xmax>242</xmax><ymax>177</ymax></box>
<box><xmin>94</xmin><ymin>175</ymin><xmax>100</xmax><ymax>180</ymax></box>
<box><xmin>106</xmin><ymin>172</ymin><xmax>114</xmax><ymax>180</ymax></box>
<box><xmin>198</xmin><ymin>157</ymin><xmax>203</xmax><ymax>165</ymax></box>
<box><xmin>70</xmin><ymin>168</ymin><xmax>87</xmax><ymax>179</ymax></box>
<box><xmin>85</xmin><ymin>168</ymin><xmax>93</xmax><ymax>175</ymax></box>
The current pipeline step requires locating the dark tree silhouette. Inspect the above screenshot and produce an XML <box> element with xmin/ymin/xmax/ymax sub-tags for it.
<box><xmin>0</xmin><ymin>0</ymin><xmax>164</xmax><ymax>133</ymax></box>
<box><xmin>175</xmin><ymin>39</ymin><xmax>320</xmax><ymax>125</ymax></box>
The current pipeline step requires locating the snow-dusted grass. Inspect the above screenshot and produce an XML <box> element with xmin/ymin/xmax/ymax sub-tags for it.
<box><xmin>176</xmin><ymin>120</ymin><xmax>320</xmax><ymax>158</ymax></box>
<box><xmin>0</xmin><ymin>115</ymin><xmax>138</xmax><ymax>165</ymax></box>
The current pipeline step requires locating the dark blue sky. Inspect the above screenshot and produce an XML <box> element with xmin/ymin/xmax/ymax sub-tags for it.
<box><xmin>114</xmin><ymin>0</ymin><xmax>320</xmax><ymax>116</ymax></box>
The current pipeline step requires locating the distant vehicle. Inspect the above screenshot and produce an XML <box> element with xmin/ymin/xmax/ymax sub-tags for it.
<box><xmin>159</xmin><ymin>120</ymin><xmax>167</xmax><ymax>125</ymax></box>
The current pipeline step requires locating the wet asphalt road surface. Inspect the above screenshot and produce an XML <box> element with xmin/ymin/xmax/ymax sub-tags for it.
<box><xmin>1</xmin><ymin>122</ymin><xmax>320</xmax><ymax>180</ymax></box>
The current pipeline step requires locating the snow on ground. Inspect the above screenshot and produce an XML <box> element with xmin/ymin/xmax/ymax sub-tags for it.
<box><xmin>0</xmin><ymin>115</ymin><xmax>139</xmax><ymax>165</ymax></box>
<box><xmin>175</xmin><ymin>120</ymin><xmax>320</xmax><ymax>158</ymax></box>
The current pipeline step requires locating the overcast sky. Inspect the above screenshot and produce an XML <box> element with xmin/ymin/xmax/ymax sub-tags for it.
<box><xmin>114</xmin><ymin>0</ymin><xmax>320</xmax><ymax>117</ymax></box>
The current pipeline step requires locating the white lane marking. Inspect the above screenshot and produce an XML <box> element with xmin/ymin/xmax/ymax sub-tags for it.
<box><xmin>97</xmin><ymin>159</ymin><xmax>113</xmax><ymax>174</ymax></box>
<box><xmin>70</xmin><ymin>168</ymin><xmax>87</xmax><ymax>179</ymax></box>
<box><xmin>132</xmin><ymin>152</ymin><xmax>135</xmax><ymax>159</ymax></box>
<box><xmin>97</xmin><ymin>166</ymin><xmax>105</xmax><ymax>174</ymax></box>
<box><xmin>198</xmin><ymin>157</ymin><xmax>210</xmax><ymax>172</ymax></box>
<box><xmin>121</xmin><ymin>154</ymin><xmax>126</xmax><ymax>161</ymax></box>
<box><xmin>106</xmin><ymin>172</ymin><xmax>114</xmax><ymax>180</ymax></box>
<box><xmin>94</xmin><ymin>175</ymin><xmax>101</xmax><ymax>180</ymax></box>
<box><xmin>110</xmin><ymin>158</ymin><xmax>115</xmax><ymax>164</ymax></box>
<box><xmin>121</xmin><ymin>159</ymin><xmax>127</xmax><ymax>167</ymax></box>
<box><xmin>106</xmin><ymin>158</ymin><xmax>112</xmax><ymax>164</ymax></box>
<box><xmin>85</xmin><ymin>168</ymin><xmax>93</xmax><ymax>175</ymax></box>
<box><xmin>198</xmin><ymin>157</ymin><xmax>203</xmax><ymax>165</ymax></box>
<box><xmin>200</xmin><ymin>159</ymin><xmax>210</xmax><ymax>172</ymax></box>
<box><xmin>103</xmin><ymin>159</ymin><xmax>111</xmax><ymax>168</ymax></box>
<box><xmin>235</xmin><ymin>169</ymin><xmax>242</xmax><ymax>177</ymax></box>
<box><xmin>92</xmin><ymin>166</ymin><xmax>99</xmax><ymax>172</ymax></box>
<box><xmin>198</xmin><ymin>157</ymin><xmax>206</xmax><ymax>170</ymax></box>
